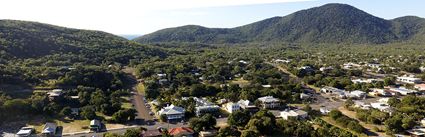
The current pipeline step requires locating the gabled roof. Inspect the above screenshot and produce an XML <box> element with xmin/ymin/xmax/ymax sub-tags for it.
<box><xmin>168</xmin><ymin>127</ymin><xmax>194</xmax><ymax>136</ymax></box>
<box><xmin>258</xmin><ymin>96</ymin><xmax>279</xmax><ymax>103</ymax></box>
<box><xmin>159</xmin><ymin>104</ymin><xmax>185</xmax><ymax>115</ymax></box>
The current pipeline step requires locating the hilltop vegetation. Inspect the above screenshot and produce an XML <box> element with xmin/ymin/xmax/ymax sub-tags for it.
<box><xmin>135</xmin><ymin>3</ymin><xmax>425</xmax><ymax>44</ymax></box>
<box><xmin>0</xmin><ymin>20</ymin><xmax>167</xmax><ymax>63</ymax></box>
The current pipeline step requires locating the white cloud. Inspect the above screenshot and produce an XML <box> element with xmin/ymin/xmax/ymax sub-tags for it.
<box><xmin>0</xmin><ymin>0</ymin><xmax>313</xmax><ymax>34</ymax></box>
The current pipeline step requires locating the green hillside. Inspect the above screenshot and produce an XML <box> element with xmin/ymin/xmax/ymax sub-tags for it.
<box><xmin>134</xmin><ymin>3</ymin><xmax>425</xmax><ymax>44</ymax></box>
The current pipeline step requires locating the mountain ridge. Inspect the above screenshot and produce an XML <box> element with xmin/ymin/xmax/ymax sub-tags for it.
<box><xmin>134</xmin><ymin>3</ymin><xmax>425</xmax><ymax>44</ymax></box>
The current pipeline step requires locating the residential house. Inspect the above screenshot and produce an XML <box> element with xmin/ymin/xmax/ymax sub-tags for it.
<box><xmin>224</xmin><ymin>102</ymin><xmax>240</xmax><ymax>113</ymax></box>
<box><xmin>320</xmin><ymin>86</ymin><xmax>345</xmax><ymax>94</ymax></box>
<box><xmin>319</xmin><ymin>66</ymin><xmax>333</xmax><ymax>72</ymax></box>
<box><xmin>191</xmin><ymin>97</ymin><xmax>220</xmax><ymax>116</ymax></box>
<box><xmin>407</xmin><ymin>127</ymin><xmax>425</xmax><ymax>137</ymax></box>
<box><xmin>237</xmin><ymin>100</ymin><xmax>258</xmax><ymax>113</ymax></box>
<box><xmin>90</xmin><ymin>119</ymin><xmax>102</xmax><ymax>132</ymax></box>
<box><xmin>343</xmin><ymin>62</ymin><xmax>361</xmax><ymax>69</ymax></box>
<box><xmin>352</xmin><ymin>78</ymin><xmax>381</xmax><ymax>84</ymax></box>
<box><xmin>397</xmin><ymin>76</ymin><xmax>422</xmax><ymax>84</ymax></box>
<box><xmin>274</xmin><ymin>59</ymin><xmax>291</xmax><ymax>64</ymax></box>
<box><xmin>280</xmin><ymin>110</ymin><xmax>308</xmax><ymax>120</ymax></box>
<box><xmin>47</xmin><ymin>89</ymin><xmax>63</xmax><ymax>100</ymax></box>
<box><xmin>142</xmin><ymin>129</ymin><xmax>163</xmax><ymax>137</ymax></box>
<box><xmin>158</xmin><ymin>105</ymin><xmax>185</xmax><ymax>120</ymax></box>
<box><xmin>369</xmin><ymin>88</ymin><xmax>392</xmax><ymax>97</ymax></box>
<box><xmin>366</xmin><ymin>63</ymin><xmax>382</xmax><ymax>69</ymax></box>
<box><xmin>415</xmin><ymin>84</ymin><xmax>425</xmax><ymax>91</ymax></box>
<box><xmin>320</xmin><ymin>107</ymin><xmax>330</xmax><ymax>115</ymax></box>
<box><xmin>371</xmin><ymin>102</ymin><xmax>393</xmax><ymax>113</ymax></box>
<box><xmin>41</xmin><ymin>123</ymin><xmax>57</xmax><ymax>136</ymax></box>
<box><xmin>389</xmin><ymin>87</ymin><xmax>418</xmax><ymax>95</ymax></box>
<box><xmin>168</xmin><ymin>127</ymin><xmax>194</xmax><ymax>137</ymax></box>
<box><xmin>258</xmin><ymin>96</ymin><xmax>280</xmax><ymax>109</ymax></box>
<box><xmin>347</xmin><ymin>90</ymin><xmax>367</xmax><ymax>99</ymax></box>
<box><xmin>354</xmin><ymin>101</ymin><xmax>371</xmax><ymax>110</ymax></box>
<box><xmin>321</xmin><ymin>87</ymin><xmax>347</xmax><ymax>98</ymax></box>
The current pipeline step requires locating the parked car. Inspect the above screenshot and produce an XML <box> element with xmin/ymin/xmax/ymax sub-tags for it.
<box><xmin>16</xmin><ymin>127</ymin><xmax>35</xmax><ymax>137</ymax></box>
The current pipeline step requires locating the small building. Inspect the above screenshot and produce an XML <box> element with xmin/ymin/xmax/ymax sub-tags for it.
<box><xmin>41</xmin><ymin>122</ymin><xmax>57</xmax><ymax>136</ymax></box>
<box><xmin>300</xmin><ymin>93</ymin><xmax>311</xmax><ymax>100</ymax></box>
<box><xmin>258</xmin><ymin>96</ymin><xmax>280</xmax><ymax>109</ymax></box>
<box><xmin>262</xmin><ymin>85</ymin><xmax>272</xmax><ymax>88</ymax></box>
<box><xmin>158</xmin><ymin>104</ymin><xmax>185</xmax><ymax>120</ymax></box>
<box><xmin>199</xmin><ymin>130</ymin><xmax>217</xmax><ymax>137</ymax></box>
<box><xmin>352</xmin><ymin>78</ymin><xmax>380</xmax><ymax>84</ymax></box>
<box><xmin>157</xmin><ymin>73</ymin><xmax>167</xmax><ymax>78</ymax></box>
<box><xmin>237</xmin><ymin>100</ymin><xmax>259</xmax><ymax>113</ymax></box>
<box><xmin>192</xmin><ymin>97</ymin><xmax>220</xmax><ymax>116</ymax></box>
<box><xmin>168</xmin><ymin>127</ymin><xmax>194</xmax><ymax>137</ymax></box>
<box><xmin>348</xmin><ymin>90</ymin><xmax>367</xmax><ymax>99</ymax></box>
<box><xmin>320</xmin><ymin>86</ymin><xmax>345</xmax><ymax>94</ymax></box>
<box><xmin>319</xmin><ymin>66</ymin><xmax>333</xmax><ymax>72</ymax></box>
<box><xmin>16</xmin><ymin>127</ymin><xmax>35</xmax><ymax>137</ymax></box>
<box><xmin>371</xmin><ymin>102</ymin><xmax>392</xmax><ymax>113</ymax></box>
<box><xmin>320</xmin><ymin>107</ymin><xmax>330</xmax><ymax>115</ymax></box>
<box><xmin>90</xmin><ymin>119</ymin><xmax>102</xmax><ymax>132</ymax></box>
<box><xmin>407</xmin><ymin>127</ymin><xmax>425</xmax><ymax>137</ymax></box>
<box><xmin>397</xmin><ymin>76</ymin><xmax>422</xmax><ymax>84</ymax></box>
<box><xmin>143</xmin><ymin>129</ymin><xmax>163</xmax><ymax>137</ymax></box>
<box><xmin>47</xmin><ymin>89</ymin><xmax>63</xmax><ymax>100</ymax></box>
<box><xmin>354</xmin><ymin>101</ymin><xmax>371</xmax><ymax>110</ymax></box>
<box><xmin>389</xmin><ymin>87</ymin><xmax>418</xmax><ymax>96</ymax></box>
<box><xmin>224</xmin><ymin>102</ymin><xmax>240</xmax><ymax>113</ymax></box>
<box><xmin>366</xmin><ymin>63</ymin><xmax>382</xmax><ymax>69</ymax></box>
<box><xmin>280</xmin><ymin>110</ymin><xmax>308</xmax><ymax>120</ymax></box>
<box><xmin>415</xmin><ymin>84</ymin><xmax>425</xmax><ymax>91</ymax></box>
<box><xmin>369</xmin><ymin>89</ymin><xmax>392</xmax><ymax>97</ymax></box>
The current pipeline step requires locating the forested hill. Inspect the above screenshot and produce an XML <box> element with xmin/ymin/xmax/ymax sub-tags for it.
<box><xmin>134</xmin><ymin>3</ymin><xmax>425</xmax><ymax>44</ymax></box>
<box><xmin>0</xmin><ymin>20</ymin><xmax>167</xmax><ymax>62</ymax></box>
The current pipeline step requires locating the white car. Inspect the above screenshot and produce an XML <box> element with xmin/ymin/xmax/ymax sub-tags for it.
<box><xmin>16</xmin><ymin>127</ymin><xmax>35</xmax><ymax>137</ymax></box>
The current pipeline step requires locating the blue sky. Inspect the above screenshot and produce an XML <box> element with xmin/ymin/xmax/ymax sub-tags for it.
<box><xmin>1</xmin><ymin>0</ymin><xmax>424</xmax><ymax>35</ymax></box>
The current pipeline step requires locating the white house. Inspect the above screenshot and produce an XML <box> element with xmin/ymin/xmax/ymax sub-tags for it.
<box><xmin>320</xmin><ymin>107</ymin><xmax>330</xmax><ymax>115</ymax></box>
<box><xmin>371</xmin><ymin>102</ymin><xmax>392</xmax><ymax>113</ymax></box>
<box><xmin>348</xmin><ymin>90</ymin><xmax>367</xmax><ymax>99</ymax></box>
<box><xmin>319</xmin><ymin>66</ymin><xmax>333</xmax><ymax>72</ymax></box>
<box><xmin>366</xmin><ymin>63</ymin><xmax>382</xmax><ymax>69</ymax></box>
<box><xmin>47</xmin><ymin>89</ymin><xmax>63</xmax><ymax>100</ymax></box>
<box><xmin>320</xmin><ymin>86</ymin><xmax>345</xmax><ymax>94</ymax></box>
<box><xmin>224</xmin><ymin>102</ymin><xmax>240</xmax><ymax>113</ymax></box>
<box><xmin>237</xmin><ymin>100</ymin><xmax>258</xmax><ymax>111</ymax></box>
<box><xmin>354</xmin><ymin>101</ymin><xmax>371</xmax><ymax>110</ymax></box>
<box><xmin>389</xmin><ymin>87</ymin><xmax>418</xmax><ymax>95</ymax></box>
<box><xmin>274</xmin><ymin>59</ymin><xmax>291</xmax><ymax>63</ymax></box>
<box><xmin>158</xmin><ymin>104</ymin><xmax>185</xmax><ymax>120</ymax></box>
<box><xmin>397</xmin><ymin>76</ymin><xmax>422</xmax><ymax>84</ymax></box>
<box><xmin>191</xmin><ymin>97</ymin><xmax>220</xmax><ymax>116</ymax></box>
<box><xmin>352</xmin><ymin>79</ymin><xmax>380</xmax><ymax>84</ymax></box>
<box><xmin>258</xmin><ymin>96</ymin><xmax>280</xmax><ymax>109</ymax></box>
<box><xmin>280</xmin><ymin>110</ymin><xmax>308</xmax><ymax>120</ymax></box>
<box><xmin>262</xmin><ymin>85</ymin><xmax>272</xmax><ymax>88</ymax></box>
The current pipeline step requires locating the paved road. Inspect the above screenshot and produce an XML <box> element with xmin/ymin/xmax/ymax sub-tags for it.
<box><xmin>132</xmin><ymin>92</ymin><xmax>153</xmax><ymax>122</ymax></box>
<box><xmin>64</xmin><ymin>118</ymin><xmax>228</xmax><ymax>137</ymax></box>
